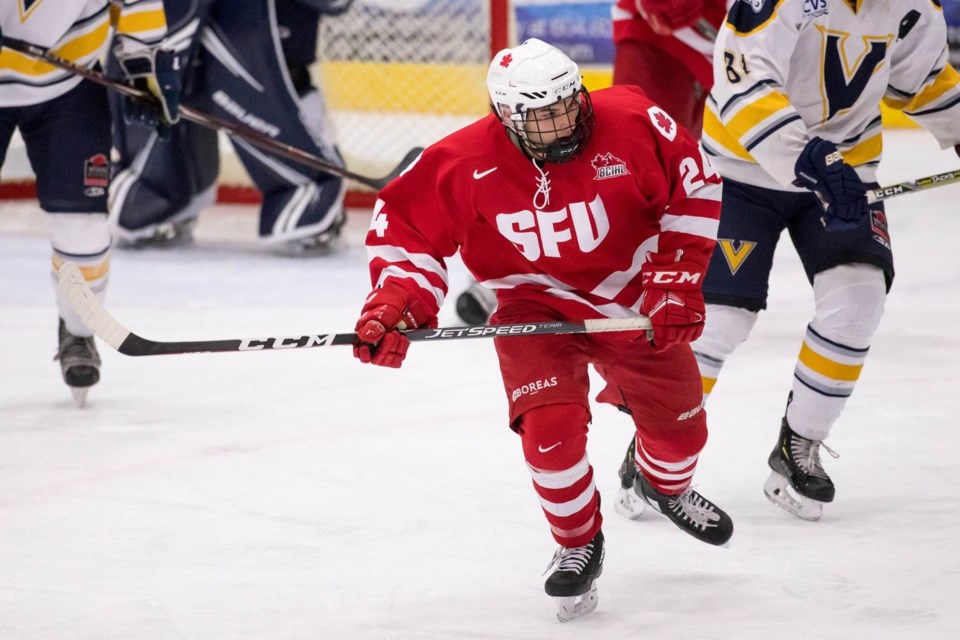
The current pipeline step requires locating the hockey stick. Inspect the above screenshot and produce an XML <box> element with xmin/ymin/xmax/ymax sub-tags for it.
<box><xmin>57</xmin><ymin>263</ymin><xmax>652</xmax><ymax>357</ymax></box>
<box><xmin>695</xmin><ymin>18</ymin><xmax>719</xmax><ymax>41</ymax></box>
<box><xmin>0</xmin><ymin>36</ymin><xmax>420</xmax><ymax>190</ymax></box>
<box><xmin>867</xmin><ymin>169</ymin><xmax>960</xmax><ymax>204</ymax></box>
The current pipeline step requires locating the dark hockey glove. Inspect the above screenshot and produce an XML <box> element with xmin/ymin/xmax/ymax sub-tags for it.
<box><xmin>794</xmin><ymin>137</ymin><xmax>868</xmax><ymax>232</ymax></box>
<box><xmin>115</xmin><ymin>39</ymin><xmax>182</xmax><ymax>140</ymax></box>
<box><xmin>639</xmin><ymin>255</ymin><xmax>706</xmax><ymax>352</ymax></box>
<box><xmin>636</xmin><ymin>0</ymin><xmax>703</xmax><ymax>35</ymax></box>
<box><xmin>353</xmin><ymin>286</ymin><xmax>435</xmax><ymax>368</ymax></box>
<box><xmin>955</xmin><ymin>143</ymin><xmax>960</xmax><ymax>158</ymax></box>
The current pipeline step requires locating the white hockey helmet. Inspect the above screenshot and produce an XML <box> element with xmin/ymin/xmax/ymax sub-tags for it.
<box><xmin>486</xmin><ymin>38</ymin><xmax>594</xmax><ymax>163</ymax></box>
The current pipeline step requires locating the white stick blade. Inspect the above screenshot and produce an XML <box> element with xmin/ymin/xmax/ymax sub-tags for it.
<box><xmin>57</xmin><ymin>262</ymin><xmax>130</xmax><ymax>350</ymax></box>
<box><xmin>582</xmin><ymin>317</ymin><xmax>651</xmax><ymax>333</ymax></box>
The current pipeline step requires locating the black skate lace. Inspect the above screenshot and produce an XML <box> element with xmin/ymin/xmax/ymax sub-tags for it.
<box><xmin>544</xmin><ymin>542</ymin><xmax>593</xmax><ymax>575</ymax></box>
<box><xmin>667</xmin><ymin>489</ymin><xmax>720</xmax><ymax>531</ymax></box>
<box><xmin>55</xmin><ymin>334</ymin><xmax>98</xmax><ymax>367</ymax></box>
<box><xmin>790</xmin><ymin>435</ymin><xmax>839</xmax><ymax>479</ymax></box>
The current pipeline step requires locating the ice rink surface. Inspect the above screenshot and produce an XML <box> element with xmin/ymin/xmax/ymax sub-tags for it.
<box><xmin>1</xmin><ymin>129</ymin><xmax>959</xmax><ymax>639</ymax></box>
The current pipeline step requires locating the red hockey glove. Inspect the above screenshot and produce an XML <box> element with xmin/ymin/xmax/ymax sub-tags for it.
<box><xmin>639</xmin><ymin>256</ymin><xmax>706</xmax><ymax>352</ymax></box>
<box><xmin>636</xmin><ymin>0</ymin><xmax>703</xmax><ymax>35</ymax></box>
<box><xmin>353</xmin><ymin>287</ymin><xmax>434</xmax><ymax>368</ymax></box>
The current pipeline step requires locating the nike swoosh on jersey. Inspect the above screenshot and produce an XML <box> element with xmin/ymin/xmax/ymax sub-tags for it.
<box><xmin>473</xmin><ymin>167</ymin><xmax>498</xmax><ymax>179</ymax></box>
<box><xmin>538</xmin><ymin>442</ymin><xmax>562</xmax><ymax>453</ymax></box>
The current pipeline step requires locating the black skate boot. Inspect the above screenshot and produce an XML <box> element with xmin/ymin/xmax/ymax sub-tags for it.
<box><xmin>543</xmin><ymin>530</ymin><xmax>605</xmax><ymax>622</ymax></box>
<box><xmin>636</xmin><ymin>475</ymin><xmax>733</xmax><ymax>547</ymax></box>
<box><xmin>55</xmin><ymin>318</ymin><xmax>100</xmax><ymax>408</ymax></box>
<box><xmin>764</xmin><ymin>417</ymin><xmax>837</xmax><ymax>521</ymax></box>
<box><xmin>455</xmin><ymin>282</ymin><xmax>496</xmax><ymax>325</ymax></box>
<box><xmin>614</xmin><ymin>437</ymin><xmax>647</xmax><ymax>519</ymax></box>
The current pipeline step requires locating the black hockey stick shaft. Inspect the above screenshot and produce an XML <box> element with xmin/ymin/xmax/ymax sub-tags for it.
<box><xmin>1</xmin><ymin>36</ymin><xmax>420</xmax><ymax>190</ymax></box>
<box><xmin>58</xmin><ymin>263</ymin><xmax>652</xmax><ymax>357</ymax></box>
<box><xmin>113</xmin><ymin>319</ymin><xmax>651</xmax><ymax>356</ymax></box>
<box><xmin>866</xmin><ymin>169</ymin><xmax>960</xmax><ymax>204</ymax></box>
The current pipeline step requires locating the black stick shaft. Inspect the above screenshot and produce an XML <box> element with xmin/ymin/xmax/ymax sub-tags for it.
<box><xmin>116</xmin><ymin>319</ymin><xmax>652</xmax><ymax>356</ymax></box>
<box><xmin>867</xmin><ymin>169</ymin><xmax>960</xmax><ymax>203</ymax></box>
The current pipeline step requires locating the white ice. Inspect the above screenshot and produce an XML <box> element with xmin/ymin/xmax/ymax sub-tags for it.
<box><xmin>1</xmin><ymin>129</ymin><xmax>959</xmax><ymax>639</ymax></box>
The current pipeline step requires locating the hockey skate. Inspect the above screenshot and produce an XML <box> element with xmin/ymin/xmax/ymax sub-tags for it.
<box><xmin>454</xmin><ymin>281</ymin><xmax>496</xmax><ymax>325</ymax></box>
<box><xmin>635</xmin><ymin>475</ymin><xmax>733</xmax><ymax>547</ymax></box>
<box><xmin>764</xmin><ymin>417</ymin><xmax>838</xmax><ymax>521</ymax></box>
<box><xmin>55</xmin><ymin>318</ymin><xmax>100</xmax><ymax>408</ymax></box>
<box><xmin>543</xmin><ymin>530</ymin><xmax>604</xmax><ymax>622</ymax></box>
<box><xmin>614</xmin><ymin>437</ymin><xmax>647</xmax><ymax>520</ymax></box>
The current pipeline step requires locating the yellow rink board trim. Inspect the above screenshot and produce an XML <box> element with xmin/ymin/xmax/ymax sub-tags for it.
<box><xmin>319</xmin><ymin>63</ymin><xmax>919</xmax><ymax>128</ymax></box>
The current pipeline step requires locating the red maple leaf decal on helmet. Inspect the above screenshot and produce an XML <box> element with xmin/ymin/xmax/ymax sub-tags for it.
<box><xmin>500</xmin><ymin>53</ymin><xmax>513</xmax><ymax>68</ymax></box>
<box><xmin>654</xmin><ymin>111</ymin><xmax>673</xmax><ymax>134</ymax></box>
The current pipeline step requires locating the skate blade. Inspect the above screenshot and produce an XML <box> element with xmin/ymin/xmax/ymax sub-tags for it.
<box><xmin>556</xmin><ymin>582</ymin><xmax>598</xmax><ymax>622</ymax></box>
<box><xmin>763</xmin><ymin>472</ymin><xmax>823</xmax><ymax>521</ymax></box>
<box><xmin>70</xmin><ymin>386</ymin><xmax>89</xmax><ymax>408</ymax></box>
<box><xmin>614</xmin><ymin>487</ymin><xmax>646</xmax><ymax>520</ymax></box>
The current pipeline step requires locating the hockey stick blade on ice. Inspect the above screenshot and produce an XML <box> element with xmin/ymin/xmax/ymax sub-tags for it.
<box><xmin>58</xmin><ymin>263</ymin><xmax>652</xmax><ymax>357</ymax></box>
<box><xmin>867</xmin><ymin>168</ymin><xmax>960</xmax><ymax>204</ymax></box>
<box><xmin>0</xmin><ymin>36</ymin><xmax>420</xmax><ymax>190</ymax></box>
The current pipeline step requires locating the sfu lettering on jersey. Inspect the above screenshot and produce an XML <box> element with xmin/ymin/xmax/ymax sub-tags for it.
<box><xmin>496</xmin><ymin>194</ymin><xmax>610</xmax><ymax>260</ymax></box>
<box><xmin>239</xmin><ymin>334</ymin><xmax>334</xmax><ymax>350</ymax></box>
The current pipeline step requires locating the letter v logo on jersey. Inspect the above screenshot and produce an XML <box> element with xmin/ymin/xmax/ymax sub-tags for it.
<box><xmin>719</xmin><ymin>239</ymin><xmax>756</xmax><ymax>275</ymax></box>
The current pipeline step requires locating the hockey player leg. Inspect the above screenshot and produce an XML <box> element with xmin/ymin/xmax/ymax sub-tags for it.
<box><xmin>47</xmin><ymin>213</ymin><xmax>111</xmax><ymax>407</ymax></box>
<box><xmin>615</xmin><ymin>305</ymin><xmax>756</xmax><ymax>522</ymax></box>
<box><xmin>109</xmin><ymin>122</ymin><xmax>219</xmax><ymax>247</ymax></box>
<box><xmin>518</xmin><ymin>404</ymin><xmax>604</xmax><ymax>621</ymax></box>
<box><xmin>257</xmin><ymin>175</ymin><xmax>347</xmax><ymax>253</ymax></box>
<box><xmin>630</xmin><ymin>437</ymin><xmax>733</xmax><ymax>547</ymax></box>
<box><xmin>690</xmin><ymin>303</ymin><xmax>758</xmax><ymax>403</ymax></box>
<box><xmin>765</xmin><ymin>264</ymin><xmax>886</xmax><ymax>520</ymax></box>
<box><xmin>763</xmin><ymin>402</ymin><xmax>839</xmax><ymax>521</ymax></box>
<box><xmin>545</xmin><ymin>529</ymin><xmax>604</xmax><ymax>622</ymax></box>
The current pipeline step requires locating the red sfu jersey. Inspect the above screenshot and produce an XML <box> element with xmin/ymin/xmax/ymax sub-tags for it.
<box><xmin>365</xmin><ymin>85</ymin><xmax>721</xmax><ymax>322</ymax></box>
<box><xmin>612</xmin><ymin>0</ymin><xmax>729</xmax><ymax>88</ymax></box>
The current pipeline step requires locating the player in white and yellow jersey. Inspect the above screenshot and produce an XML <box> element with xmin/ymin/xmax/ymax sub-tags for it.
<box><xmin>696</xmin><ymin>0</ymin><xmax>960</xmax><ymax>521</ymax></box>
<box><xmin>0</xmin><ymin>0</ymin><xmax>173</xmax><ymax>407</ymax></box>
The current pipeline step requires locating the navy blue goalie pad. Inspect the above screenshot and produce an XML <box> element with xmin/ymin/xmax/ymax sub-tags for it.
<box><xmin>946</xmin><ymin>0</ymin><xmax>960</xmax><ymax>67</ymax></box>
<box><xmin>109</xmin><ymin>0</ymin><xmax>345</xmax><ymax>245</ymax></box>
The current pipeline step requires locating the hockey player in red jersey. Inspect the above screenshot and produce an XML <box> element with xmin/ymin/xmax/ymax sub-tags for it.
<box><xmin>352</xmin><ymin>38</ymin><xmax>732</xmax><ymax>621</ymax></box>
<box><xmin>612</xmin><ymin>0</ymin><xmax>729</xmax><ymax>135</ymax></box>
<box><xmin>454</xmin><ymin>1</ymin><xmax>729</xmax><ymax>325</ymax></box>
